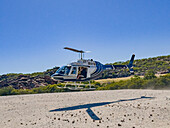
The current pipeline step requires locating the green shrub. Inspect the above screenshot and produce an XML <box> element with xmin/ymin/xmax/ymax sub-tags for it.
<box><xmin>144</xmin><ymin>70</ymin><xmax>157</xmax><ymax>80</ymax></box>
<box><xmin>0</xmin><ymin>86</ymin><xmax>15</xmax><ymax>96</ymax></box>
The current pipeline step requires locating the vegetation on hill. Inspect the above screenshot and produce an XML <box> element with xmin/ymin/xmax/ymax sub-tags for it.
<box><xmin>97</xmin><ymin>73</ymin><xmax>170</xmax><ymax>90</ymax></box>
<box><xmin>0</xmin><ymin>55</ymin><xmax>169</xmax><ymax>91</ymax></box>
<box><xmin>0</xmin><ymin>73</ymin><xmax>170</xmax><ymax>96</ymax></box>
<box><xmin>103</xmin><ymin>55</ymin><xmax>170</xmax><ymax>78</ymax></box>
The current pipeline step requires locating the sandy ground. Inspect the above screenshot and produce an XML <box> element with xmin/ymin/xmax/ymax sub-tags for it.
<box><xmin>0</xmin><ymin>90</ymin><xmax>170</xmax><ymax>128</ymax></box>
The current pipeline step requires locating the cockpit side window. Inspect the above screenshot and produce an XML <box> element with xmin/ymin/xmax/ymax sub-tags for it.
<box><xmin>56</xmin><ymin>66</ymin><xmax>65</xmax><ymax>74</ymax></box>
<box><xmin>65</xmin><ymin>66</ymin><xmax>71</xmax><ymax>75</ymax></box>
<box><xmin>71</xmin><ymin>67</ymin><xmax>77</xmax><ymax>75</ymax></box>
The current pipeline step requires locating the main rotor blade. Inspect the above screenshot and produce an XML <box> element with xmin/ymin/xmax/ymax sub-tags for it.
<box><xmin>64</xmin><ymin>47</ymin><xmax>85</xmax><ymax>53</ymax></box>
<box><xmin>85</xmin><ymin>51</ymin><xmax>91</xmax><ymax>53</ymax></box>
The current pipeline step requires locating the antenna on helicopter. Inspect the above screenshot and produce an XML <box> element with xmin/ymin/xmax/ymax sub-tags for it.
<box><xmin>64</xmin><ymin>47</ymin><xmax>90</xmax><ymax>60</ymax></box>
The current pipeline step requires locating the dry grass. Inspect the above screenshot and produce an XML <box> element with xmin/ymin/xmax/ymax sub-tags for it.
<box><xmin>95</xmin><ymin>74</ymin><xmax>166</xmax><ymax>84</ymax></box>
<box><xmin>95</xmin><ymin>76</ymin><xmax>134</xmax><ymax>84</ymax></box>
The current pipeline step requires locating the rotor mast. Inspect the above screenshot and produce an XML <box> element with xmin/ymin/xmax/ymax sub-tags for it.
<box><xmin>80</xmin><ymin>52</ymin><xmax>83</xmax><ymax>60</ymax></box>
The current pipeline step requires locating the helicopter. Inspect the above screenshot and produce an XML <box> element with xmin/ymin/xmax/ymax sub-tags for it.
<box><xmin>51</xmin><ymin>47</ymin><xmax>135</xmax><ymax>90</ymax></box>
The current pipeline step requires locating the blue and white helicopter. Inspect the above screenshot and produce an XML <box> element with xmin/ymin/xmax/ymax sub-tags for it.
<box><xmin>51</xmin><ymin>47</ymin><xmax>135</xmax><ymax>90</ymax></box>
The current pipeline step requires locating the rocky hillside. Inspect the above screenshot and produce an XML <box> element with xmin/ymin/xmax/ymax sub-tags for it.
<box><xmin>0</xmin><ymin>67</ymin><xmax>59</xmax><ymax>89</ymax></box>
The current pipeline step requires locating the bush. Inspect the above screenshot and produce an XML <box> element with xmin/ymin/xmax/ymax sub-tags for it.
<box><xmin>0</xmin><ymin>84</ymin><xmax>65</xmax><ymax>96</ymax></box>
<box><xmin>144</xmin><ymin>70</ymin><xmax>157</xmax><ymax>80</ymax></box>
<box><xmin>0</xmin><ymin>86</ymin><xmax>16</xmax><ymax>96</ymax></box>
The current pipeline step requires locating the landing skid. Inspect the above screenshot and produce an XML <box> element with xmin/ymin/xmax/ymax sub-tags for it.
<box><xmin>57</xmin><ymin>81</ymin><xmax>96</xmax><ymax>91</ymax></box>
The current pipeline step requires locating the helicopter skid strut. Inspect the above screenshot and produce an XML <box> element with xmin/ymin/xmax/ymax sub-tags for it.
<box><xmin>58</xmin><ymin>81</ymin><xmax>96</xmax><ymax>91</ymax></box>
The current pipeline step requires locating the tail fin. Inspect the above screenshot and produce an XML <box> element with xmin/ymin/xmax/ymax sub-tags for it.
<box><xmin>128</xmin><ymin>54</ymin><xmax>135</xmax><ymax>73</ymax></box>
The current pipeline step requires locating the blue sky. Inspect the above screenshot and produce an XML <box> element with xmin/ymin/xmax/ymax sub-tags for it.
<box><xmin>0</xmin><ymin>0</ymin><xmax>170</xmax><ymax>75</ymax></box>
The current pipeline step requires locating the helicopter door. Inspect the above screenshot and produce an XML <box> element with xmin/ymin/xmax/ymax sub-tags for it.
<box><xmin>77</xmin><ymin>67</ymin><xmax>87</xmax><ymax>79</ymax></box>
<box><xmin>70</xmin><ymin>66</ymin><xmax>77</xmax><ymax>76</ymax></box>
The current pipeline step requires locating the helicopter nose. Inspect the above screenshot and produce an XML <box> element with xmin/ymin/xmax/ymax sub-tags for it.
<box><xmin>52</xmin><ymin>73</ymin><xmax>62</xmax><ymax>76</ymax></box>
<box><xmin>51</xmin><ymin>74</ymin><xmax>57</xmax><ymax>78</ymax></box>
<box><xmin>51</xmin><ymin>73</ymin><xmax>63</xmax><ymax>81</ymax></box>
<box><xmin>51</xmin><ymin>74</ymin><xmax>55</xmax><ymax>77</ymax></box>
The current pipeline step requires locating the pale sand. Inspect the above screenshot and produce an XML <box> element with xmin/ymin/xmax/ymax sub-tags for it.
<box><xmin>0</xmin><ymin>90</ymin><xmax>170</xmax><ymax>128</ymax></box>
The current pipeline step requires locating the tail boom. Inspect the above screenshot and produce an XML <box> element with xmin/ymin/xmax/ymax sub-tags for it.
<box><xmin>103</xmin><ymin>54</ymin><xmax>135</xmax><ymax>73</ymax></box>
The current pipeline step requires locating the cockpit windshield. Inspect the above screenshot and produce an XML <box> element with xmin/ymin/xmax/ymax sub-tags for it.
<box><xmin>55</xmin><ymin>66</ymin><xmax>71</xmax><ymax>75</ymax></box>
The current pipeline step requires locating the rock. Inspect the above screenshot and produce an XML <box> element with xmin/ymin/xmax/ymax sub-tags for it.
<box><xmin>118</xmin><ymin>123</ymin><xmax>121</xmax><ymax>126</ymax></box>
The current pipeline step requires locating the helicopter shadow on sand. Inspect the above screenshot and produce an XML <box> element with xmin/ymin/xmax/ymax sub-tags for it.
<box><xmin>49</xmin><ymin>96</ymin><xmax>155</xmax><ymax>120</ymax></box>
